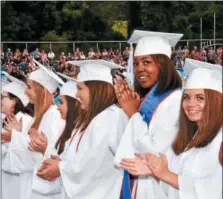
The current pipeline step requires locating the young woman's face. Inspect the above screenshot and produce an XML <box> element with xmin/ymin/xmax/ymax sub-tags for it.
<box><xmin>76</xmin><ymin>82</ymin><xmax>90</xmax><ymax>111</ymax></box>
<box><xmin>134</xmin><ymin>55</ymin><xmax>159</xmax><ymax>89</ymax></box>
<box><xmin>57</xmin><ymin>95</ymin><xmax>68</xmax><ymax>120</ymax></box>
<box><xmin>1</xmin><ymin>91</ymin><xmax>17</xmax><ymax>115</ymax></box>
<box><xmin>25</xmin><ymin>79</ymin><xmax>37</xmax><ymax>104</ymax></box>
<box><xmin>182</xmin><ymin>89</ymin><xmax>206</xmax><ymax>123</ymax></box>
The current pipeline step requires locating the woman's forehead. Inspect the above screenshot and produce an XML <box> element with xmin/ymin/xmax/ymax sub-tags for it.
<box><xmin>183</xmin><ymin>89</ymin><xmax>205</xmax><ymax>95</ymax></box>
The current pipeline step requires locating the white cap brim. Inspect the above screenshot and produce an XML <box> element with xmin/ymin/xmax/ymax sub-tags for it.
<box><xmin>67</xmin><ymin>60</ymin><xmax>123</xmax><ymax>84</ymax></box>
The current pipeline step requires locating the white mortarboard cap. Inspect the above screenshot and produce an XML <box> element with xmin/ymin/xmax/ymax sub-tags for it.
<box><xmin>28</xmin><ymin>60</ymin><xmax>64</xmax><ymax>94</ymax></box>
<box><xmin>57</xmin><ymin>72</ymin><xmax>76</xmax><ymax>81</ymax></box>
<box><xmin>57</xmin><ymin>73</ymin><xmax>79</xmax><ymax>100</ymax></box>
<box><xmin>128</xmin><ymin>30</ymin><xmax>183</xmax><ymax>57</ymax></box>
<box><xmin>1</xmin><ymin>79</ymin><xmax>9</xmax><ymax>87</ymax></box>
<box><xmin>184</xmin><ymin>58</ymin><xmax>222</xmax><ymax>93</ymax></box>
<box><xmin>2</xmin><ymin>72</ymin><xmax>29</xmax><ymax>106</ymax></box>
<box><xmin>67</xmin><ymin>60</ymin><xmax>123</xmax><ymax>84</ymax></box>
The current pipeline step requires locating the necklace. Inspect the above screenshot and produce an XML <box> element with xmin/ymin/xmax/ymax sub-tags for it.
<box><xmin>184</xmin><ymin>130</ymin><xmax>199</xmax><ymax>152</ymax></box>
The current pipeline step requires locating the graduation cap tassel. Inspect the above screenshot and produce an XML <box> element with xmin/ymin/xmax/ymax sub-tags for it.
<box><xmin>126</xmin><ymin>43</ymin><xmax>134</xmax><ymax>88</ymax></box>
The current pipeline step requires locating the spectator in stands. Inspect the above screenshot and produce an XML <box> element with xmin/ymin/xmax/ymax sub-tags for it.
<box><xmin>75</xmin><ymin>47</ymin><xmax>81</xmax><ymax>57</ymax></box>
<box><xmin>122</xmin><ymin>47</ymin><xmax>129</xmax><ymax>61</ymax></box>
<box><xmin>171</xmin><ymin>50</ymin><xmax>178</xmax><ymax>65</ymax></box>
<box><xmin>201</xmin><ymin>47</ymin><xmax>207</xmax><ymax>62</ymax></box>
<box><xmin>216</xmin><ymin>46</ymin><xmax>222</xmax><ymax>65</ymax></box>
<box><xmin>95</xmin><ymin>49</ymin><xmax>101</xmax><ymax>59</ymax></box>
<box><xmin>59</xmin><ymin>52</ymin><xmax>67</xmax><ymax>71</ymax></box>
<box><xmin>22</xmin><ymin>48</ymin><xmax>29</xmax><ymax>58</ymax></box>
<box><xmin>80</xmin><ymin>51</ymin><xmax>86</xmax><ymax>60</ymax></box>
<box><xmin>28</xmin><ymin>54</ymin><xmax>36</xmax><ymax>70</ymax></box>
<box><xmin>59</xmin><ymin>52</ymin><xmax>66</xmax><ymax>61</ymax></box>
<box><xmin>1</xmin><ymin>49</ymin><xmax>4</xmax><ymax>62</ymax></box>
<box><xmin>67</xmin><ymin>52</ymin><xmax>73</xmax><ymax>61</ymax></box>
<box><xmin>6</xmin><ymin>52</ymin><xmax>13</xmax><ymax>65</ymax></box>
<box><xmin>176</xmin><ymin>55</ymin><xmax>183</xmax><ymax>70</ymax></box>
<box><xmin>190</xmin><ymin>46</ymin><xmax>197</xmax><ymax>59</ymax></box>
<box><xmin>177</xmin><ymin>46</ymin><xmax>183</xmax><ymax>58</ymax></box>
<box><xmin>48</xmin><ymin>49</ymin><xmax>55</xmax><ymax>63</ymax></box>
<box><xmin>88</xmin><ymin>48</ymin><xmax>95</xmax><ymax>59</ymax></box>
<box><xmin>40</xmin><ymin>49</ymin><xmax>48</xmax><ymax>65</ymax></box>
<box><xmin>32</xmin><ymin>48</ymin><xmax>41</xmax><ymax>61</ymax></box>
<box><xmin>5</xmin><ymin>48</ymin><xmax>11</xmax><ymax>59</ymax></box>
<box><xmin>182</xmin><ymin>46</ymin><xmax>189</xmax><ymax>60</ymax></box>
<box><xmin>101</xmin><ymin>48</ymin><xmax>108</xmax><ymax>60</ymax></box>
<box><xmin>208</xmin><ymin>46</ymin><xmax>215</xmax><ymax>64</ymax></box>
<box><xmin>14</xmin><ymin>48</ymin><xmax>22</xmax><ymax>64</ymax></box>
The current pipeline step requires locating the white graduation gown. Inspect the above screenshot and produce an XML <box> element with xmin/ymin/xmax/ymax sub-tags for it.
<box><xmin>160</xmin><ymin>129</ymin><xmax>222</xmax><ymax>199</ymax></box>
<box><xmin>1</xmin><ymin>112</ymin><xmax>8</xmax><ymax>161</ymax></box>
<box><xmin>4</xmin><ymin>105</ymin><xmax>65</xmax><ymax>199</ymax></box>
<box><xmin>58</xmin><ymin>105</ymin><xmax>129</xmax><ymax>199</ymax></box>
<box><xmin>114</xmin><ymin>90</ymin><xmax>182</xmax><ymax>199</ymax></box>
<box><xmin>1</xmin><ymin>111</ymin><xmax>33</xmax><ymax>199</ymax></box>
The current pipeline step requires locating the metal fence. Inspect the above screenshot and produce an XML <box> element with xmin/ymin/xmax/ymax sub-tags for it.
<box><xmin>1</xmin><ymin>39</ymin><xmax>223</xmax><ymax>55</ymax></box>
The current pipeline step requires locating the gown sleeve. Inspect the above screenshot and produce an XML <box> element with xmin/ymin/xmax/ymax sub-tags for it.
<box><xmin>59</xmin><ymin>106</ymin><xmax>122</xmax><ymax>198</ymax></box>
<box><xmin>5</xmin><ymin>107</ymin><xmax>64</xmax><ymax>173</ymax></box>
<box><xmin>2</xmin><ymin>112</ymin><xmax>34</xmax><ymax>173</ymax></box>
<box><xmin>31</xmin><ymin>107</ymin><xmax>66</xmax><ymax>195</ymax></box>
<box><xmin>114</xmin><ymin>90</ymin><xmax>182</xmax><ymax>166</ymax></box>
<box><xmin>178</xmin><ymin>131</ymin><xmax>222</xmax><ymax>199</ymax></box>
<box><xmin>108</xmin><ymin>108</ymin><xmax>129</xmax><ymax>155</ymax></box>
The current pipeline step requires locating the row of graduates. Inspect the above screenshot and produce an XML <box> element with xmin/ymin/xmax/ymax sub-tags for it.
<box><xmin>1</xmin><ymin>30</ymin><xmax>222</xmax><ymax>199</ymax></box>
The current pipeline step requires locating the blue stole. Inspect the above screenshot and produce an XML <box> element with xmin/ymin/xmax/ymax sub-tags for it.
<box><xmin>120</xmin><ymin>84</ymin><xmax>180</xmax><ymax>199</ymax></box>
<box><xmin>54</xmin><ymin>95</ymin><xmax>60</xmax><ymax>105</ymax></box>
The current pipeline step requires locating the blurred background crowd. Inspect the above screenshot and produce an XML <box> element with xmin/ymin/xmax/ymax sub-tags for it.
<box><xmin>1</xmin><ymin>45</ymin><xmax>222</xmax><ymax>79</ymax></box>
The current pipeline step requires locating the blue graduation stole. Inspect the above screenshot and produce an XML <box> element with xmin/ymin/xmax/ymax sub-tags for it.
<box><xmin>120</xmin><ymin>84</ymin><xmax>180</xmax><ymax>199</ymax></box>
<box><xmin>54</xmin><ymin>95</ymin><xmax>60</xmax><ymax>105</ymax></box>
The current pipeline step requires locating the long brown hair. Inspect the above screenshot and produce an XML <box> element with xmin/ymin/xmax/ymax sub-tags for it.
<box><xmin>55</xmin><ymin>96</ymin><xmax>81</xmax><ymax>154</ymax></box>
<box><xmin>31</xmin><ymin>81</ymin><xmax>54</xmax><ymax>129</ymax></box>
<box><xmin>172</xmin><ymin>89</ymin><xmax>222</xmax><ymax>155</ymax></box>
<box><xmin>76</xmin><ymin>80</ymin><xmax>116</xmax><ymax>132</ymax></box>
<box><xmin>134</xmin><ymin>54</ymin><xmax>182</xmax><ymax>98</ymax></box>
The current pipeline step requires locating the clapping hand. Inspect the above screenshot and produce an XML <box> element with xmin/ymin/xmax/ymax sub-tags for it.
<box><xmin>37</xmin><ymin>155</ymin><xmax>61</xmax><ymax>181</ymax></box>
<box><xmin>114</xmin><ymin>75</ymin><xmax>140</xmax><ymax>117</ymax></box>
<box><xmin>120</xmin><ymin>153</ymin><xmax>152</xmax><ymax>176</ymax></box>
<box><xmin>28</xmin><ymin>128</ymin><xmax>47</xmax><ymax>154</ymax></box>
<box><xmin>1</xmin><ymin>130</ymin><xmax>12</xmax><ymax>143</ymax></box>
<box><xmin>3</xmin><ymin>114</ymin><xmax>23</xmax><ymax>132</ymax></box>
<box><xmin>146</xmin><ymin>153</ymin><xmax>169</xmax><ymax>181</ymax></box>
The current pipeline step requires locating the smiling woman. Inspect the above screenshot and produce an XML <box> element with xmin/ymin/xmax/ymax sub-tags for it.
<box><xmin>174</xmin><ymin>88</ymin><xmax>222</xmax><ymax>154</ymax></box>
<box><xmin>116</xmin><ymin>58</ymin><xmax>222</xmax><ymax>199</ymax></box>
<box><xmin>134</xmin><ymin>54</ymin><xmax>182</xmax><ymax>98</ymax></box>
<box><xmin>150</xmin><ymin>59</ymin><xmax>223</xmax><ymax>199</ymax></box>
<box><xmin>114</xmin><ymin>30</ymin><xmax>184</xmax><ymax>199</ymax></box>
<box><xmin>182</xmin><ymin>89</ymin><xmax>206</xmax><ymax>123</ymax></box>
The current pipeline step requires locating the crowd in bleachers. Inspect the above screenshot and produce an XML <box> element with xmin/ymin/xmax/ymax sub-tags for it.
<box><xmin>1</xmin><ymin>45</ymin><xmax>222</xmax><ymax>79</ymax></box>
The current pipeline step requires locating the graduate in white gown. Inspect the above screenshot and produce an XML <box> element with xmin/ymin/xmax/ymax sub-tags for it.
<box><xmin>54</xmin><ymin>75</ymin><xmax>81</xmax><ymax>157</ymax></box>
<box><xmin>5</xmin><ymin>60</ymin><xmax>65</xmax><ymax>199</ymax></box>
<box><xmin>29</xmin><ymin>74</ymin><xmax>81</xmax><ymax>199</ymax></box>
<box><xmin>1</xmin><ymin>75</ymin><xmax>33</xmax><ymax>199</ymax></box>
<box><xmin>122</xmin><ymin>59</ymin><xmax>222</xmax><ymax>199</ymax></box>
<box><xmin>113</xmin><ymin>30</ymin><xmax>183</xmax><ymax>199</ymax></box>
<box><xmin>36</xmin><ymin>60</ymin><xmax>129</xmax><ymax>199</ymax></box>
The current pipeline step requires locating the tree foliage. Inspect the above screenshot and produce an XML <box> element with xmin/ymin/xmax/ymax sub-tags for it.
<box><xmin>1</xmin><ymin>1</ymin><xmax>223</xmax><ymax>43</ymax></box>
